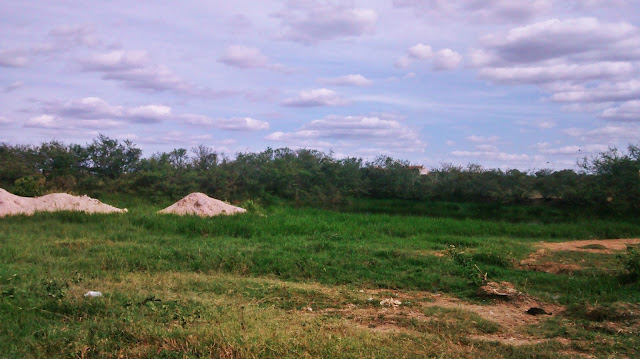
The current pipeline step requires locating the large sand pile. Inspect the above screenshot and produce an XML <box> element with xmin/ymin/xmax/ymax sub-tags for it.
<box><xmin>159</xmin><ymin>192</ymin><xmax>246</xmax><ymax>217</ymax></box>
<box><xmin>0</xmin><ymin>188</ymin><xmax>126</xmax><ymax>217</ymax></box>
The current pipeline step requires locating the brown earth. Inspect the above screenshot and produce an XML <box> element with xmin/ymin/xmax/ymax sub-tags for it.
<box><xmin>0</xmin><ymin>188</ymin><xmax>126</xmax><ymax>217</ymax></box>
<box><xmin>519</xmin><ymin>238</ymin><xmax>640</xmax><ymax>274</ymax></box>
<box><xmin>309</xmin><ymin>286</ymin><xmax>564</xmax><ymax>346</ymax></box>
<box><xmin>158</xmin><ymin>193</ymin><xmax>246</xmax><ymax>217</ymax></box>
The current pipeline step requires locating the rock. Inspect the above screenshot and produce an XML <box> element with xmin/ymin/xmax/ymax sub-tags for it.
<box><xmin>477</xmin><ymin>281</ymin><xmax>521</xmax><ymax>299</ymax></box>
<box><xmin>84</xmin><ymin>291</ymin><xmax>103</xmax><ymax>298</ymax></box>
<box><xmin>380</xmin><ymin>298</ymin><xmax>402</xmax><ymax>307</ymax></box>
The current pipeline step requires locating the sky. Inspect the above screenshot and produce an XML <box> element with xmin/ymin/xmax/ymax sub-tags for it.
<box><xmin>1</xmin><ymin>0</ymin><xmax>639</xmax><ymax>170</ymax></box>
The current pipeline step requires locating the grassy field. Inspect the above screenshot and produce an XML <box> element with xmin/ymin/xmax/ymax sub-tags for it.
<box><xmin>1</xmin><ymin>198</ymin><xmax>639</xmax><ymax>358</ymax></box>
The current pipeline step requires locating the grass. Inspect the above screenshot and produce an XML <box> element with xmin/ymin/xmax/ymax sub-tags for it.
<box><xmin>1</xmin><ymin>198</ymin><xmax>640</xmax><ymax>358</ymax></box>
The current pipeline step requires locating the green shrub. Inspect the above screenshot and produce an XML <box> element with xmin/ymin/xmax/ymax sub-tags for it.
<box><xmin>619</xmin><ymin>245</ymin><xmax>640</xmax><ymax>283</ymax></box>
<box><xmin>13</xmin><ymin>175</ymin><xmax>46</xmax><ymax>197</ymax></box>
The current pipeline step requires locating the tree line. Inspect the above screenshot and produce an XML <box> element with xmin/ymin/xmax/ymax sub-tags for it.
<box><xmin>1</xmin><ymin>135</ymin><xmax>639</xmax><ymax>212</ymax></box>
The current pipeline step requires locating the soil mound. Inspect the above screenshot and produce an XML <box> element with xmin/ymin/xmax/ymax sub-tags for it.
<box><xmin>158</xmin><ymin>193</ymin><xmax>246</xmax><ymax>217</ymax></box>
<box><xmin>0</xmin><ymin>188</ymin><xmax>126</xmax><ymax>217</ymax></box>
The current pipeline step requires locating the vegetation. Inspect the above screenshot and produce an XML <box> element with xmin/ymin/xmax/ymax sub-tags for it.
<box><xmin>1</xmin><ymin>199</ymin><xmax>640</xmax><ymax>358</ymax></box>
<box><xmin>1</xmin><ymin>136</ymin><xmax>640</xmax><ymax>357</ymax></box>
<box><xmin>2</xmin><ymin>136</ymin><xmax>639</xmax><ymax>214</ymax></box>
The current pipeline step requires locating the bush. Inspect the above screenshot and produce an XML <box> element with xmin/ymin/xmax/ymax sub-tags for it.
<box><xmin>619</xmin><ymin>245</ymin><xmax>640</xmax><ymax>283</ymax></box>
<box><xmin>13</xmin><ymin>176</ymin><xmax>46</xmax><ymax>197</ymax></box>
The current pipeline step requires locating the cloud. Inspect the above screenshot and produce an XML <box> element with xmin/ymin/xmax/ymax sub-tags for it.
<box><xmin>551</xmin><ymin>80</ymin><xmax>640</xmax><ymax>103</ymax></box>
<box><xmin>479</xmin><ymin>61</ymin><xmax>632</xmax><ymax>84</ymax></box>
<box><xmin>600</xmin><ymin>100</ymin><xmax>640</xmax><ymax>121</ymax></box>
<box><xmin>433</xmin><ymin>49</ymin><xmax>463</xmax><ymax>70</ymax></box>
<box><xmin>3</xmin><ymin>81</ymin><xmax>23</xmax><ymax>93</ymax></box>
<box><xmin>0</xmin><ymin>24</ymin><xmax>100</xmax><ymax>68</ymax></box>
<box><xmin>451</xmin><ymin>150</ymin><xmax>530</xmax><ymax>162</ymax></box>
<box><xmin>396</xmin><ymin>44</ymin><xmax>462</xmax><ymax>70</ymax></box>
<box><xmin>480</xmin><ymin>18</ymin><xmax>637</xmax><ymax>64</ymax></box>
<box><xmin>0</xmin><ymin>116</ymin><xmax>12</xmax><ymax>125</ymax></box>
<box><xmin>80</xmin><ymin>49</ymin><xmax>196</xmax><ymax>94</ymax></box>
<box><xmin>538</xmin><ymin>144</ymin><xmax>608</xmax><ymax>155</ymax></box>
<box><xmin>320</xmin><ymin>74</ymin><xmax>372</xmax><ymax>87</ymax></box>
<box><xmin>0</xmin><ymin>49</ymin><xmax>29</xmax><ymax>67</ymax></box>
<box><xmin>282</xmin><ymin>88</ymin><xmax>348</xmax><ymax>107</ymax></box>
<box><xmin>24</xmin><ymin>115</ymin><xmax>62</xmax><ymax>129</ymax></box>
<box><xmin>275</xmin><ymin>5</ymin><xmax>377</xmax><ymax>44</ymax></box>
<box><xmin>265</xmin><ymin>114</ymin><xmax>426</xmax><ymax>153</ymax></box>
<box><xmin>81</xmin><ymin>50</ymin><xmax>148</xmax><ymax>71</ymax></box>
<box><xmin>466</xmin><ymin>135</ymin><xmax>499</xmax><ymax>144</ymax></box>
<box><xmin>218</xmin><ymin>45</ymin><xmax>268</xmax><ymax>68</ymax></box>
<box><xmin>563</xmin><ymin>124</ymin><xmax>640</xmax><ymax>142</ymax></box>
<box><xmin>393</xmin><ymin>0</ymin><xmax>552</xmax><ymax>23</ymax></box>
<box><xmin>408</xmin><ymin>43</ymin><xmax>433</xmax><ymax>59</ymax></box>
<box><xmin>181</xmin><ymin>114</ymin><xmax>269</xmax><ymax>131</ymax></box>
<box><xmin>471</xmin><ymin>17</ymin><xmax>640</xmax><ymax>123</ymax></box>
<box><xmin>40</xmin><ymin>97</ymin><xmax>170</xmax><ymax>124</ymax></box>
<box><xmin>217</xmin><ymin>45</ymin><xmax>287</xmax><ymax>72</ymax></box>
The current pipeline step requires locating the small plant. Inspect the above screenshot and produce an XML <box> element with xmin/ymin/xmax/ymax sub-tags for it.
<box><xmin>446</xmin><ymin>245</ymin><xmax>488</xmax><ymax>286</ymax></box>
<box><xmin>618</xmin><ymin>245</ymin><xmax>640</xmax><ymax>283</ymax></box>
<box><xmin>14</xmin><ymin>176</ymin><xmax>46</xmax><ymax>197</ymax></box>
<box><xmin>241</xmin><ymin>199</ymin><xmax>266</xmax><ymax>215</ymax></box>
<box><xmin>42</xmin><ymin>279</ymin><xmax>68</xmax><ymax>300</ymax></box>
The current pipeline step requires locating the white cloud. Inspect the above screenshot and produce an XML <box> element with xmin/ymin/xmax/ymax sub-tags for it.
<box><xmin>393</xmin><ymin>0</ymin><xmax>552</xmax><ymax>23</ymax></box>
<box><xmin>0</xmin><ymin>116</ymin><xmax>12</xmax><ymax>125</ymax></box>
<box><xmin>600</xmin><ymin>100</ymin><xmax>640</xmax><ymax>121</ymax></box>
<box><xmin>479</xmin><ymin>61</ymin><xmax>632</xmax><ymax>84</ymax></box>
<box><xmin>321</xmin><ymin>74</ymin><xmax>372</xmax><ymax>87</ymax></box>
<box><xmin>539</xmin><ymin>144</ymin><xmax>608</xmax><ymax>155</ymax></box>
<box><xmin>266</xmin><ymin>114</ymin><xmax>425</xmax><ymax>153</ymax></box>
<box><xmin>563</xmin><ymin>124</ymin><xmax>640</xmax><ymax>142</ymax></box>
<box><xmin>467</xmin><ymin>135</ymin><xmax>499</xmax><ymax>143</ymax></box>
<box><xmin>282</xmin><ymin>88</ymin><xmax>348</xmax><ymax>107</ymax></box>
<box><xmin>81</xmin><ymin>50</ymin><xmax>148</xmax><ymax>71</ymax></box>
<box><xmin>39</xmin><ymin>97</ymin><xmax>169</xmax><ymax>124</ymax></box>
<box><xmin>126</xmin><ymin>105</ymin><xmax>172</xmax><ymax>123</ymax></box>
<box><xmin>0</xmin><ymin>49</ymin><xmax>29</xmax><ymax>67</ymax></box>
<box><xmin>471</xmin><ymin>17</ymin><xmax>640</xmax><ymax>121</ymax></box>
<box><xmin>181</xmin><ymin>114</ymin><xmax>269</xmax><ymax>131</ymax></box>
<box><xmin>218</xmin><ymin>45</ymin><xmax>269</xmax><ymax>69</ymax></box>
<box><xmin>551</xmin><ymin>80</ymin><xmax>640</xmax><ymax>103</ymax></box>
<box><xmin>25</xmin><ymin>115</ymin><xmax>60</xmax><ymax>129</ymax></box>
<box><xmin>408</xmin><ymin>43</ymin><xmax>433</xmax><ymax>59</ymax></box>
<box><xmin>433</xmin><ymin>49</ymin><xmax>463</xmax><ymax>70</ymax></box>
<box><xmin>397</xmin><ymin>44</ymin><xmax>461</xmax><ymax>70</ymax></box>
<box><xmin>275</xmin><ymin>5</ymin><xmax>378</xmax><ymax>45</ymax></box>
<box><xmin>3</xmin><ymin>81</ymin><xmax>23</xmax><ymax>93</ymax></box>
<box><xmin>451</xmin><ymin>150</ymin><xmax>529</xmax><ymax>162</ymax></box>
<box><xmin>481</xmin><ymin>18</ymin><xmax>637</xmax><ymax>64</ymax></box>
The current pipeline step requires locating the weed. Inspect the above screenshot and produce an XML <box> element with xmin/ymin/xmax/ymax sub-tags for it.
<box><xmin>446</xmin><ymin>245</ymin><xmax>488</xmax><ymax>287</ymax></box>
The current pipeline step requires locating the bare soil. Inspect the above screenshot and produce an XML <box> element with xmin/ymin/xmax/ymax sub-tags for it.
<box><xmin>0</xmin><ymin>188</ymin><xmax>126</xmax><ymax>217</ymax></box>
<box><xmin>159</xmin><ymin>193</ymin><xmax>246</xmax><ymax>217</ymax></box>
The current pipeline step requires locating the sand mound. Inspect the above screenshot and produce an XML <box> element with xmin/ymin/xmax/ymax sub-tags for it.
<box><xmin>159</xmin><ymin>193</ymin><xmax>246</xmax><ymax>217</ymax></box>
<box><xmin>0</xmin><ymin>188</ymin><xmax>126</xmax><ymax>217</ymax></box>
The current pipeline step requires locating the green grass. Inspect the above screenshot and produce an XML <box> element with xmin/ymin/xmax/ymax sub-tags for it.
<box><xmin>1</xmin><ymin>198</ymin><xmax>639</xmax><ymax>358</ymax></box>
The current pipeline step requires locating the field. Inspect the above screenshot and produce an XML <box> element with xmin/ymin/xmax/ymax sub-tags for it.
<box><xmin>1</xmin><ymin>198</ymin><xmax>639</xmax><ymax>358</ymax></box>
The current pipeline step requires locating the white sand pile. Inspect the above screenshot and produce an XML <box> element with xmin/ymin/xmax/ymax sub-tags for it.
<box><xmin>159</xmin><ymin>192</ymin><xmax>246</xmax><ymax>217</ymax></box>
<box><xmin>0</xmin><ymin>188</ymin><xmax>126</xmax><ymax>217</ymax></box>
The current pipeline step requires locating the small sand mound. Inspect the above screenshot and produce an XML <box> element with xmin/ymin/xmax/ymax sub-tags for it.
<box><xmin>0</xmin><ymin>188</ymin><xmax>126</xmax><ymax>217</ymax></box>
<box><xmin>158</xmin><ymin>193</ymin><xmax>246</xmax><ymax>217</ymax></box>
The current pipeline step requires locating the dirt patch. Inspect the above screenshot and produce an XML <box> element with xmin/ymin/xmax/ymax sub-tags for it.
<box><xmin>519</xmin><ymin>239</ymin><xmax>640</xmax><ymax>274</ymax></box>
<box><xmin>159</xmin><ymin>193</ymin><xmax>246</xmax><ymax>217</ymax></box>
<box><xmin>307</xmin><ymin>286</ymin><xmax>563</xmax><ymax>346</ymax></box>
<box><xmin>539</xmin><ymin>239</ymin><xmax>640</xmax><ymax>254</ymax></box>
<box><xmin>0</xmin><ymin>188</ymin><xmax>126</xmax><ymax>217</ymax></box>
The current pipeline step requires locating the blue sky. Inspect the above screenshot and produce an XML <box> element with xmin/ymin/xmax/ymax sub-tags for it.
<box><xmin>1</xmin><ymin>0</ymin><xmax>639</xmax><ymax>170</ymax></box>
